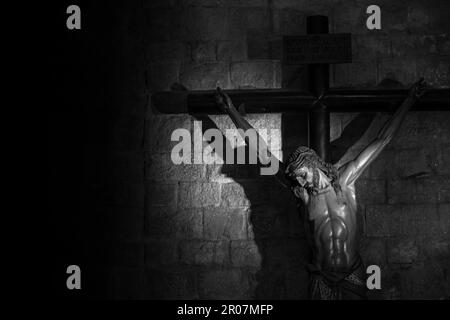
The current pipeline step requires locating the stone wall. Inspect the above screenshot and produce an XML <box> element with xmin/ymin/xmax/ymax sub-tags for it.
<box><xmin>95</xmin><ymin>0</ymin><xmax>450</xmax><ymax>299</ymax></box>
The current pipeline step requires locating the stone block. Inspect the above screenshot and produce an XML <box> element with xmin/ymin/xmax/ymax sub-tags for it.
<box><xmin>438</xmin><ymin>203</ymin><xmax>449</xmax><ymax>235</ymax></box>
<box><xmin>333</xmin><ymin>60</ymin><xmax>378</xmax><ymax>88</ymax></box>
<box><xmin>397</xmin><ymin>262</ymin><xmax>448</xmax><ymax>299</ymax></box>
<box><xmin>182</xmin><ymin>0</ymin><xmax>266</xmax><ymax>6</ymax></box>
<box><xmin>145</xmin><ymin>207</ymin><xmax>203</xmax><ymax>239</ymax></box>
<box><xmin>355</xmin><ymin>178</ymin><xmax>386</xmax><ymax>205</ymax></box>
<box><xmin>182</xmin><ymin>7</ymin><xmax>229</xmax><ymax>40</ymax></box>
<box><xmin>382</xmin><ymin>3</ymin><xmax>411</xmax><ymax>33</ymax></box>
<box><xmin>189</xmin><ymin>41</ymin><xmax>217</xmax><ymax>62</ymax></box>
<box><xmin>387</xmin><ymin>177</ymin><xmax>448</xmax><ymax>204</ymax></box>
<box><xmin>227</xmin><ymin>7</ymin><xmax>273</xmax><ymax>39</ymax></box>
<box><xmin>247</xmin><ymin>36</ymin><xmax>270</xmax><ymax>60</ymax></box>
<box><xmin>436</xmin><ymin>34</ymin><xmax>450</xmax><ymax>55</ymax></box>
<box><xmin>404</xmin><ymin>148</ymin><xmax>435</xmax><ymax>178</ymax></box>
<box><xmin>203</xmin><ymin>207</ymin><xmax>248</xmax><ymax>240</ymax></box>
<box><xmin>145</xmin><ymin>115</ymin><xmax>192</xmax><ymax>153</ymax></box>
<box><xmin>145</xmin><ymin>152</ymin><xmax>205</xmax><ymax>181</ymax></box>
<box><xmin>390</xmin><ymin>113</ymin><xmax>450</xmax><ymax>148</ymax></box>
<box><xmin>147</xmin><ymin>41</ymin><xmax>189</xmax><ymax>62</ymax></box>
<box><xmin>217</xmin><ymin>40</ymin><xmax>247</xmax><ymax>61</ymax></box>
<box><xmin>387</xmin><ymin>238</ymin><xmax>419</xmax><ymax>264</ymax></box>
<box><xmin>220</xmin><ymin>180</ymin><xmax>275</xmax><ymax>208</ymax></box>
<box><xmin>273</xmin><ymin>0</ymin><xmax>309</xmax><ymax>9</ymax></box>
<box><xmin>198</xmin><ymin>268</ymin><xmax>255</xmax><ymax>299</ymax></box>
<box><xmin>230</xmin><ymin>240</ymin><xmax>262</xmax><ymax>267</ymax></box>
<box><xmin>246</xmin><ymin>35</ymin><xmax>281</xmax><ymax>61</ymax></box>
<box><xmin>377</xmin><ymin>58</ymin><xmax>417</xmax><ymax>86</ymax></box>
<box><xmin>406</xmin><ymin>2</ymin><xmax>450</xmax><ymax>34</ymax></box>
<box><xmin>378</xmin><ymin>269</ymin><xmax>402</xmax><ymax>300</ymax></box>
<box><xmin>416</xmin><ymin>57</ymin><xmax>450</xmax><ymax>88</ymax></box>
<box><xmin>360</xmin><ymin>237</ymin><xmax>387</xmax><ymax>268</ymax></box>
<box><xmin>406</xmin><ymin>204</ymin><xmax>442</xmax><ymax>238</ymax></box>
<box><xmin>419</xmin><ymin>237</ymin><xmax>450</xmax><ymax>260</ymax></box>
<box><xmin>333</xmin><ymin>0</ymin><xmax>367</xmax><ymax>34</ymax></box>
<box><xmin>143</xmin><ymin>0</ymin><xmax>176</xmax><ymax>8</ymax></box>
<box><xmin>370</xmin><ymin>147</ymin><xmax>440</xmax><ymax>179</ymax></box>
<box><xmin>274</xmin><ymin>8</ymin><xmax>305</xmax><ymax>36</ymax></box>
<box><xmin>352</xmin><ymin>34</ymin><xmax>391</xmax><ymax>60</ymax></box>
<box><xmin>179</xmin><ymin>240</ymin><xmax>230</xmax><ymax>265</ymax></box>
<box><xmin>366</xmin><ymin>204</ymin><xmax>441</xmax><ymax>237</ymax></box>
<box><xmin>207</xmin><ymin>113</ymin><xmax>282</xmax><ymax>152</ymax></box>
<box><xmin>220</xmin><ymin>182</ymin><xmax>251</xmax><ymax>208</ymax></box>
<box><xmin>204</xmin><ymin>163</ymin><xmax>236</xmax><ymax>183</ymax></box>
<box><xmin>231</xmin><ymin>61</ymin><xmax>278</xmax><ymax>89</ymax></box>
<box><xmin>245</xmin><ymin>7</ymin><xmax>273</xmax><ymax>33</ymax></box>
<box><xmin>365</xmin><ymin>205</ymin><xmax>392</xmax><ymax>237</ymax></box>
<box><xmin>436</xmin><ymin>145</ymin><xmax>450</xmax><ymax>175</ymax></box>
<box><xmin>179</xmin><ymin>61</ymin><xmax>231</xmax><ymax>90</ymax></box>
<box><xmin>390</xmin><ymin>34</ymin><xmax>442</xmax><ymax>58</ymax></box>
<box><xmin>178</xmin><ymin>182</ymin><xmax>221</xmax><ymax>208</ymax></box>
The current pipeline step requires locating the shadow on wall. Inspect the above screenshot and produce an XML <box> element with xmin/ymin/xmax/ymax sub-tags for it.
<box><xmin>191</xmin><ymin>114</ymin><xmax>310</xmax><ymax>299</ymax></box>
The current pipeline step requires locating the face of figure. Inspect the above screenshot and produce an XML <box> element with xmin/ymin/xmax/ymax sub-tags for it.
<box><xmin>292</xmin><ymin>166</ymin><xmax>314</xmax><ymax>188</ymax></box>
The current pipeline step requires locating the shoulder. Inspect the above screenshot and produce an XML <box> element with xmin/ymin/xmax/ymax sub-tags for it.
<box><xmin>337</xmin><ymin>161</ymin><xmax>357</xmax><ymax>187</ymax></box>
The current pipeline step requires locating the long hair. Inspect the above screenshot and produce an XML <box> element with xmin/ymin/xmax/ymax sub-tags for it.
<box><xmin>285</xmin><ymin>146</ymin><xmax>341</xmax><ymax>195</ymax></box>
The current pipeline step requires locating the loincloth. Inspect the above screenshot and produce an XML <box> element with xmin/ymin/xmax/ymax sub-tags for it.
<box><xmin>307</xmin><ymin>256</ymin><xmax>368</xmax><ymax>300</ymax></box>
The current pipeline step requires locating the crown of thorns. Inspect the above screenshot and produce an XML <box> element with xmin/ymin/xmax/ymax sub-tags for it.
<box><xmin>285</xmin><ymin>146</ymin><xmax>323</xmax><ymax>173</ymax></box>
<box><xmin>285</xmin><ymin>146</ymin><xmax>341</xmax><ymax>193</ymax></box>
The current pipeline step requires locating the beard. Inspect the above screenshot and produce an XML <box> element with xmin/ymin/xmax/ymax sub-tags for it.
<box><xmin>293</xmin><ymin>169</ymin><xmax>320</xmax><ymax>200</ymax></box>
<box><xmin>306</xmin><ymin>168</ymin><xmax>320</xmax><ymax>195</ymax></box>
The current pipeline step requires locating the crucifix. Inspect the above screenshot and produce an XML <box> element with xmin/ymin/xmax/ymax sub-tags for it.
<box><xmin>151</xmin><ymin>16</ymin><xmax>450</xmax><ymax>300</ymax></box>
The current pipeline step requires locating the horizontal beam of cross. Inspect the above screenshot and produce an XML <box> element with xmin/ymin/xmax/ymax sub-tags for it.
<box><xmin>151</xmin><ymin>88</ymin><xmax>450</xmax><ymax>114</ymax></box>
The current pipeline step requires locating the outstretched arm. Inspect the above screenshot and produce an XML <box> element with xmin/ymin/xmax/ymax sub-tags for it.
<box><xmin>215</xmin><ymin>88</ymin><xmax>290</xmax><ymax>188</ymax></box>
<box><xmin>340</xmin><ymin>78</ymin><xmax>427</xmax><ymax>186</ymax></box>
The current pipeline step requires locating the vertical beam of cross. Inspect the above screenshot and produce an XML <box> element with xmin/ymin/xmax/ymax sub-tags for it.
<box><xmin>307</xmin><ymin>16</ymin><xmax>331</xmax><ymax>162</ymax></box>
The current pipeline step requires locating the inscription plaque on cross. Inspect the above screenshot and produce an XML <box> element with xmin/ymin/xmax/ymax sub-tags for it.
<box><xmin>151</xmin><ymin>15</ymin><xmax>450</xmax><ymax>161</ymax></box>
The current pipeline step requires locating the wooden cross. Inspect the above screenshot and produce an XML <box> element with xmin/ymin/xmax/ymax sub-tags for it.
<box><xmin>151</xmin><ymin>16</ymin><xmax>450</xmax><ymax>162</ymax></box>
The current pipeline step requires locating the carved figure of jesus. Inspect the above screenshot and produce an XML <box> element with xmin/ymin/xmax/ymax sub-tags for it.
<box><xmin>215</xmin><ymin>79</ymin><xmax>426</xmax><ymax>300</ymax></box>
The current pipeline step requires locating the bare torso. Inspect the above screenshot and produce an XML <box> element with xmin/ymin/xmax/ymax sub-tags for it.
<box><xmin>301</xmin><ymin>182</ymin><xmax>358</xmax><ymax>271</ymax></box>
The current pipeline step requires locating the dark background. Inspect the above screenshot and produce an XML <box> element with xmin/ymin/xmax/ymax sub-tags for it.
<box><xmin>46</xmin><ymin>1</ymin><xmax>449</xmax><ymax>299</ymax></box>
<box><xmin>47</xmin><ymin>1</ymin><xmax>113</xmax><ymax>298</ymax></box>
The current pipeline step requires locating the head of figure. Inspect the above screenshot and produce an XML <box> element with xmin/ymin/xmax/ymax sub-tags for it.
<box><xmin>285</xmin><ymin>146</ymin><xmax>341</xmax><ymax>197</ymax></box>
